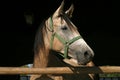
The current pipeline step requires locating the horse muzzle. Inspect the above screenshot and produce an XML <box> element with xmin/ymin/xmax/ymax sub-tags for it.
<box><xmin>75</xmin><ymin>50</ymin><xmax>94</xmax><ymax>65</ymax></box>
<box><xmin>68</xmin><ymin>44</ymin><xmax>94</xmax><ymax>65</ymax></box>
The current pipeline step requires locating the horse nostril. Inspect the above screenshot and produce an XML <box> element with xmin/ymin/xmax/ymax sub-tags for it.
<box><xmin>84</xmin><ymin>51</ymin><xmax>91</xmax><ymax>59</ymax></box>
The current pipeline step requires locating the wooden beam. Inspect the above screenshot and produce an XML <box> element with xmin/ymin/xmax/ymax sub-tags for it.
<box><xmin>0</xmin><ymin>66</ymin><xmax>120</xmax><ymax>75</ymax></box>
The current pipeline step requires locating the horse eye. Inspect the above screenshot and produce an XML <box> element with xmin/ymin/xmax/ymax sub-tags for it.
<box><xmin>61</xmin><ymin>26</ymin><xmax>68</xmax><ymax>30</ymax></box>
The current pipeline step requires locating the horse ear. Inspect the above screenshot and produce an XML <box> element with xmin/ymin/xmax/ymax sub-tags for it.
<box><xmin>53</xmin><ymin>0</ymin><xmax>64</xmax><ymax>18</ymax></box>
<box><xmin>65</xmin><ymin>4</ymin><xmax>74</xmax><ymax>18</ymax></box>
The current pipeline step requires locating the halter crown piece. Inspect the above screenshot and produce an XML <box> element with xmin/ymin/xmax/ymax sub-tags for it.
<box><xmin>49</xmin><ymin>16</ymin><xmax>82</xmax><ymax>58</ymax></box>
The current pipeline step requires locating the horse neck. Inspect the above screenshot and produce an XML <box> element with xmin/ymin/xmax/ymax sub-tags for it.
<box><xmin>33</xmin><ymin>47</ymin><xmax>50</xmax><ymax>68</ymax></box>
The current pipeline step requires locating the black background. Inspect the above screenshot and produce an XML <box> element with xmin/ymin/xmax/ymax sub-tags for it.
<box><xmin>0</xmin><ymin>0</ymin><xmax>119</xmax><ymax>67</ymax></box>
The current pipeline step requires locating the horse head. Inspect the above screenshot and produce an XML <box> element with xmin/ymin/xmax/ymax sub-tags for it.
<box><xmin>45</xmin><ymin>1</ymin><xmax>94</xmax><ymax>65</ymax></box>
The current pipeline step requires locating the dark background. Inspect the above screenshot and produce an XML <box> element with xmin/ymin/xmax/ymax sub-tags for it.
<box><xmin>0</xmin><ymin>0</ymin><xmax>119</xmax><ymax>79</ymax></box>
<box><xmin>0</xmin><ymin>0</ymin><xmax>119</xmax><ymax>66</ymax></box>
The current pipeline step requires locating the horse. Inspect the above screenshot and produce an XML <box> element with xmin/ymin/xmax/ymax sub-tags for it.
<box><xmin>30</xmin><ymin>1</ymin><xmax>97</xmax><ymax>80</ymax></box>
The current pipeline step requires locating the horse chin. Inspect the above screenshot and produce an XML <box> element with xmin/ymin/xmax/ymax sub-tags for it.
<box><xmin>63</xmin><ymin>58</ymin><xmax>86</xmax><ymax>66</ymax></box>
<box><xmin>60</xmin><ymin>51</ymin><xmax>88</xmax><ymax>66</ymax></box>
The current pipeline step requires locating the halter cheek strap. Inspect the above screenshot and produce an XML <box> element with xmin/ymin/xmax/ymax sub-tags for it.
<box><xmin>49</xmin><ymin>17</ymin><xmax>82</xmax><ymax>58</ymax></box>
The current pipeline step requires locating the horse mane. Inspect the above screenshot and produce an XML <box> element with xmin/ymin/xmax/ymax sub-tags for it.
<box><xmin>33</xmin><ymin>19</ymin><xmax>48</xmax><ymax>54</ymax></box>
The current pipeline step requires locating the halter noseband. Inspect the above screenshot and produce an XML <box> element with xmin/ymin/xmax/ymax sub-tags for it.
<box><xmin>49</xmin><ymin>16</ymin><xmax>82</xmax><ymax>58</ymax></box>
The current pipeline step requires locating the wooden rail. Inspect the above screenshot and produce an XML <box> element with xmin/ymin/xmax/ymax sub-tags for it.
<box><xmin>0</xmin><ymin>66</ymin><xmax>120</xmax><ymax>75</ymax></box>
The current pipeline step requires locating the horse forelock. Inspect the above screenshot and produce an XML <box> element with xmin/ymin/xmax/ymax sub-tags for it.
<box><xmin>63</xmin><ymin>14</ymin><xmax>78</xmax><ymax>33</ymax></box>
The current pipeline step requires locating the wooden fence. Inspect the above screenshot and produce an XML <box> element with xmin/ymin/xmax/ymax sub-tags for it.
<box><xmin>0</xmin><ymin>66</ymin><xmax>120</xmax><ymax>75</ymax></box>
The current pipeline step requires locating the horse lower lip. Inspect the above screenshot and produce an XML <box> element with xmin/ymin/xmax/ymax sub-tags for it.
<box><xmin>63</xmin><ymin>58</ymin><xmax>87</xmax><ymax>66</ymax></box>
<box><xmin>78</xmin><ymin>62</ymin><xmax>86</xmax><ymax>65</ymax></box>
